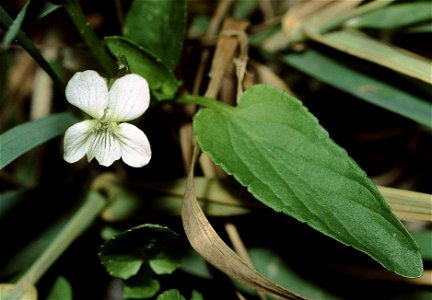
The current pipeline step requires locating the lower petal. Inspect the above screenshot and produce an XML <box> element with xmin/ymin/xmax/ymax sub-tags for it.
<box><xmin>64</xmin><ymin>120</ymin><xmax>97</xmax><ymax>163</ymax></box>
<box><xmin>88</xmin><ymin>130</ymin><xmax>122</xmax><ymax>167</ymax></box>
<box><xmin>115</xmin><ymin>123</ymin><xmax>151</xmax><ymax>168</ymax></box>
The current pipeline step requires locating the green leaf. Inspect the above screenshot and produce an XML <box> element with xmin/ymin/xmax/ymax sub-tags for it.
<box><xmin>193</xmin><ymin>84</ymin><xmax>423</xmax><ymax>278</ymax></box>
<box><xmin>157</xmin><ymin>289</ymin><xmax>186</xmax><ymax>300</ymax></box>
<box><xmin>401</xmin><ymin>21</ymin><xmax>432</xmax><ymax>33</ymax></box>
<box><xmin>180</xmin><ymin>248</ymin><xmax>212</xmax><ymax>280</ymax></box>
<box><xmin>346</xmin><ymin>2</ymin><xmax>432</xmax><ymax>31</ymax></box>
<box><xmin>410</xmin><ymin>230</ymin><xmax>432</xmax><ymax>261</ymax></box>
<box><xmin>36</xmin><ymin>2</ymin><xmax>62</xmax><ymax>19</ymax></box>
<box><xmin>0</xmin><ymin>189</ymin><xmax>26</xmax><ymax>219</ymax></box>
<box><xmin>2</xmin><ymin>0</ymin><xmax>62</xmax><ymax>49</ymax></box>
<box><xmin>0</xmin><ymin>6</ymin><xmax>66</xmax><ymax>91</ymax></box>
<box><xmin>281</xmin><ymin>49</ymin><xmax>432</xmax><ymax>128</ymax></box>
<box><xmin>99</xmin><ymin>224</ymin><xmax>180</xmax><ymax>280</ymax></box>
<box><xmin>149</xmin><ymin>250</ymin><xmax>181</xmax><ymax>275</ymax></box>
<box><xmin>124</xmin><ymin>273</ymin><xmax>160</xmax><ymax>299</ymax></box>
<box><xmin>233</xmin><ymin>0</ymin><xmax>258</xmax><ymax>20</ymax></box>
<box><xmin>0</xmin><ymin>112</ymin><xmax>78</xmax><ymax>169</ymax></box>
<box><xmin>308</xmin><ymin>29</ymin><xmax>432</xmax><ymax>84</ymax></box>
<box><xmin>247</xmin><ymin>248</ymin><xmax>341</xmax><ymax>300</ymax></box>
<box><xmin>46</xmin><ymin>276</ymin><xmax>73</xmax><ymax>300</ymax></box>
<box><xmin>190</xmin><ymin>290</ymin><xmax>204</xmax><ymax>300</ymax></box>
<box><xmin>125</xmin><ymin>0</ymin><xmax>186</xmax><ymax>71</ymax></box>
<box><xmin>2</xmin><ymin>0</ymin><xmax>30</xmax><ymax>48</ymax></box>
<box><xmin>105</xmin><ymin>36</ymin><xmax>181</xmax><ymax>101</ymax></box>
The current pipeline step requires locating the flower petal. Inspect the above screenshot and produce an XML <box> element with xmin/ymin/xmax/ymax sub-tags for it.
<box><xmin>64</xmin><ymin>120</ymin><xmax>97</xmax><ymax>163</ymax></box>
<box><xmin>116</xmin><ymin>123</ymin><xmax>151</xmax><ymax>168</ymax></box>
<box><xmin>87</xmin><ymin>128</ymin><xmax>122</xmax><ymax>167</ymax></box>
<box><xmin>106</xmin><ymin>74</ymin><xmax>150</xmax><ymax>122</ymax></box>
<box><xmin>65</xmin><ymin>70</ymin><xmax>109</xmax><ymax>119</ymax></box>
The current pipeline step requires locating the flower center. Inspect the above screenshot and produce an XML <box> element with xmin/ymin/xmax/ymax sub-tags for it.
<box><xmin>93</xmin><ymin>121</ymin><xmax>117</xmax><ymax>134</ymax></box>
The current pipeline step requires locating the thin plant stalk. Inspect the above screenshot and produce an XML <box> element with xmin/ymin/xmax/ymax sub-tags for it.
<box><xmin>62</xmin><ymin>0</ymin><xmax>117</xmax><ymax>76</ymax></box>
<box><xmin>4</xmin><ymin>191</ymin><xmax>107</xmax><ymax>300</ymax></box>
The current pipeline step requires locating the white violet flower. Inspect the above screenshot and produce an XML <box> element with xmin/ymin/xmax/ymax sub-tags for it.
<box><xmin>63</xmin><ymin>70</ymin><xmax>151</xmax><ymax>167</ymax></box>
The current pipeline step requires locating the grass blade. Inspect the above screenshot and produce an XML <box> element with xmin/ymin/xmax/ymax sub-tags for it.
<box><xmin>0</xmin><ymin>112</ymin><xmax>78</xmax><ymax>169</ymax></box>
<box><xmin>306</xmin><ymin>29</ymin><xmax>432</xmax><ymax>84</ymax></box>
<box><xmin>282</xmin><ymin>49</ymin><xmax>432</xmax><ymax>127</ymax></box>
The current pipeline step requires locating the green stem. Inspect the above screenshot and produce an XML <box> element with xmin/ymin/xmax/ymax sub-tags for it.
<box><xmin>62</xmin><ymin>0</ymin><xmax>117</xmax><ymax>76</ymax></box>
<box><xmin>0</xmin><ymin>6</ymin><xmax>66</xmax><ymax>92</ymax></box>
<box><xmin>18</xmin><ymin>190</ymin><xmax>107</xmax><ymax>285</ymax></box>
<box><xmin>177</xmin><ymin>94</ymin><xmax>233</xmax><ymax>114</ymax></box>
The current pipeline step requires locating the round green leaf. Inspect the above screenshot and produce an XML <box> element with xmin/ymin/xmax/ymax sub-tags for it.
<box><xmin>193</xmin><ymin>84</ymin><xmax>423</xmax><ymax>278</ymax></box>
<box><xmin>99</xmin><ymin>224</ymin><xmax>180</xmax><ymax>280</ymax></box>
<box><xmin>157</xmin><ymin>289</ymin><xmax>186</xmax><ymax>300</ymax></box>
<box><xmin>149</xmin><ymin>250</ymin><xmax>181</xmax><ymax>275</ymax></box>
<box><xmin>124</xmin><ymin>273</ymin><xmax>160</xmax><ymax>299</ymax></box>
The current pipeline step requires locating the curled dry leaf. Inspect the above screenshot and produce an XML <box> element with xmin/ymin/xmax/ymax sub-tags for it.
<box><xmin>181</xmin><ymin>146</ymin><xmax>305</xmax><ymax>300</ymax></box>
<box><xmin>0</xmin><ymin>281</ymin><xmax>37</xmax><ymax>300</ymax></box>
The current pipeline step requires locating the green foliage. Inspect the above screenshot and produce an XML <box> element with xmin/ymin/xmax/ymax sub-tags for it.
<box><xmin>156</xmin><ymin>289</ymin><xmax>186</xmax><ymax>300</ymax></box>
<box><xmin>190</xmin><ymin>290</ymin><xmax>204</xmax><ymax>300</ymax></box>
<box><xmin>410</xmin><ymin>231</ymin><xmax>432</xmax><ymax>261</ymax></box>
<box><xmin>317</xmin><ymin>30</ymin><xmax>431</xmax><ymax>84</ymax></box>
<box><xmin>1</xmin><ymin>0</ymin><xmax>430</xmax><ymax>298</ymax></box>
<box><xmin>0</xmin><ymin>6</ymin><xmax>66</xmax><ymax>90</ymax></box>
<box><xmin>248</xmin><ymin>248</ymin><xmax>341</xmax><ymax>299</ymax></box>
<box><xmin>46</xmin><ymin>277</ymin><xmax>73</xmax><ymax>300</ymax></box>
<box><xmin>232</xmin><ymin>0</ymin><xmax>258</xmax><ymax>20</ymax></box>
<box><xmin>0</xmin><ymin>112</ymin><xmax>78</xmax><ymax>169</ymax></box>
<box><xmin>2</xmin><ymin>0</ymin><xmax>31</xmax><ymax>48</ymax></box>
<box><xmin>193</xmin><ymin>84</ymin><xmax>423</xmax><ymax>278</ymax></box>
<box><xmin>99</xmin><ymin>224</ymin><xmax>181</xmax><ymax>297</ymax></box>
<box><xmin>124</xmin><ymin>273</ymin><xmax>160</xmax><ymax>299</ymax></box>
<box><xmin>106</xmin><ymin>36</ymin><xmax>181</xmax><ymax>100</ymax></box>
<box><xmin>125</xmin><ymin>0</ymin><xmax>186</xmax><ymax>71</ymax></box>
<box><xmin>282</xmin><ymin>49</ymin><xmax>432</xmax><ymax>128</ymax></box>
<box><xmin>0</xmin><ymin>210</ymin><xmax>67</xmax><ymax>278</ymax></box>
<box><xmin>1</xmin><ymin>0</ymin><xmax>61</xmax><ymax>48</ymax></box>
<box><xmin>346</xmin><ymin>2</ymin><xmax>432</xmax><ymax>31</ymax></box>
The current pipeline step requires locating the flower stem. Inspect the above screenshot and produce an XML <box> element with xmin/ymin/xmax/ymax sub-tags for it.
<box><xmin>62</xmin><ymin>0</ymin><xmax>117</xmax><ymax>76</ymax></box>
<box><xmin>177</xmin><ymin>94</ymin><xmax>233</xmax><ymax>114</ymax></box>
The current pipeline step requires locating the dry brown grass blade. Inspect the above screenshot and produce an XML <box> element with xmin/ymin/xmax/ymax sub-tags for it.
<box><xmin>263</xmin><ymin>0</ymin><xmax>363</xmax><ymax>51</ymax></box>
<box><xmin>258</xmin><ymin>0</ymin><xmax>274</xmax><ymax>21</ymax></box>
<box><xmin>199</xmin><ymin>18</ymin><xmax>249</xmax><ymax>177</ymax></box>
<box><xmin>206</xmin><ymin>18</ymin><xmax>249</xmax><ymax>99</ymax></box>
<box><xmin>192</xmin><ymin>0</ymin><xmax>233</xmax><ymax>95</ymax></box>
<box><xmin>179</xmin><ymin>122</ymin><xmax>194</xmax><ymax>174</ymax></box>
<box><xmin>30</xmin><ymin>30</ymin><xmax>62</xmax><ymax>120</ymax></box>
<box><xmin>0</xmin><ymin>281</ymin><xmax>37</xmax><ymax>300</ymax></box>
<box><xmin>247</xmin><ymin>60</ymin><xmax>293</xmax><ymax>94</ymax></box>
<box><xmin>304</xmin><ymin>0</ymin><xmax>364</xmax><ymax>32</ymax></box>
<box><xmin>282</xmin><ymin>0</ymin><xmax>334</xmax><ymax>36</ymax></box>
<box><xmin>181</xmin><ymin>146</ymin><xmax>306</xmax><ymax>300</ymax></box>
<box><xmin>222</xmin><ymin>29</ymin><xmax>249</xmax><ymax>103</ymax></box>
<box><xmin>225</xmin><ymin>222</ymin><xmax>268</xmax><ymax>300</ymax></box>
<box><xmin>378</xmin><ymin>186</ymin><xmax>432</xmax><ymax>223</ymax></box>
<box><xmin>185</xmin><ymin>0</ymin><xmax>234</xmax><ymax>176</ymax></box>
